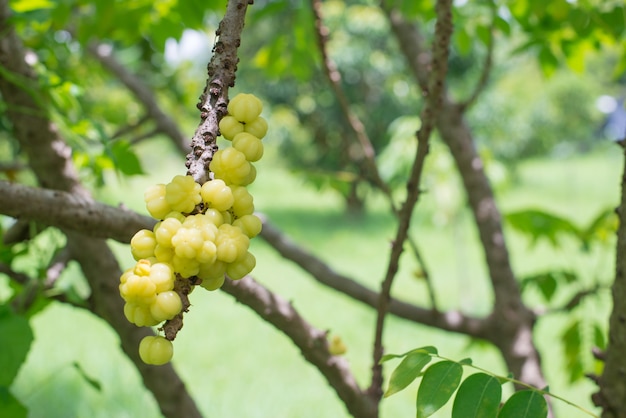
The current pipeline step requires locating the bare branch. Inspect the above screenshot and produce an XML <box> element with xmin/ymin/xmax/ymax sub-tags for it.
<box><xmin>186</xmin><ymin>0</ymin><xmax>250</xmax><ymax>184</ymax></box>
<box><xmin>259</xmin><ymin>217</ymin><xmax>487</xmax><ymax>337</ymax></box>
<box><xmin>87</xmin><ymin>42</ymin><xmax>190</xmax><ymax>153</ymax></box>
<box><xmin>382</xmin><ymin>3</ymin><xmax>546</xmax><ymax>391</ymax></box>
<box><xmin>311</xmin><ymin>0</ymin><xmax>438</xmax><ymax>314</ymax></box>
<box><xmin>369</xmin><ymin>0</ymin><xmax>454</xmax><ymax>400</ymax></box>
<box><xmin>222</xmin><ymin>275</ymin><xmax>376</xmax><ymax>418</ymax></box>
<box><xmin>310</xmin><ymin>0</ymin><xmax>390</xmax><ymax>197</ymax></box>
<box><xmin>0</xmin><ymin>180</ymin><xmax>155</xmax><ymax>243</ymax></box>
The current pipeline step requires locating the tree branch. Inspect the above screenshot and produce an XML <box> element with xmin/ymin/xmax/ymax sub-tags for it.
<box><xmin>310</xmin><ymin>0</ymin><xmax>390</xmax><ymax>196</ymax></box>
<box><xmin>369</xmin><ymin>0</ymin><xmax>453</xmax><ymax>400</ymax></box>
<box><xmin>0</xmin><ymin>180</ymin><xmax>155</xmax><ymax>243</ymax></box>
<box><xmin>221</xmin><ymin>275</ymin><xmax>376</xmax><ymax>418</ymax></box>
<box><xmin>0</xmin><ymin>188</ymin><xmax>488</xmax><ymax>339</ymax></box>
<box><xmin>383</xmin><ymin>4</ymin><xmax>546</xmax><ymax>390</ymax></box>
<box><xmin>186</xmin><ymin>0</ymin><xmax>251</xmax><ymax>184</ymax></box>
<box><xmin>259</xmin><ymin>217</ymin><xmax>487</xmax><ymax>338</ymax></box>
<box><xmin>594</xmin><ymin>144</ymin><xmax>626</xmax><ymax>416</ymax></box>
<box><xmin>310</xmin><ymin>0</ymin><xmax>438</xmax><ymax>313</ymax></box>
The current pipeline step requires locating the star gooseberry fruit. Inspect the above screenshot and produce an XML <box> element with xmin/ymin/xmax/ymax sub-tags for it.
<box><xmin>122</xmin><ymin>92</ymin><xmax>267</xmax><ymax>366</ymax></box>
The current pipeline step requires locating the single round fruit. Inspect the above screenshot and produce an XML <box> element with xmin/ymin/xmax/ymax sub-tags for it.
<box><xmin>232</xmin><ymin>132</ymin><xmax>264</xmax><ymax>162</ymax></box>
<box><xmin>139</xmin><ymin>336</ymin><xmax>173</xmax><ymax>365</ymax></box>
<box><xmin>130</xmin><ymin>229</ymin><xmax>157</xmax><ymax>260</ymax></box>
<box><xmin>243</xmin><ymin>116</ymin><xmax>268</xmax><ymax>139</ymax></box>
<box><xmin>201</xmin><ymin>179</ymin><xmax>234</xmax><ymax>211</ymax></box>
<box><xmin>219</xmin><ymin>115</ymin><xmax>244</xmax><ymax>140</ymax></box>
<box><xmin>150</xmin><ymin>290</ymin><xmax>183</xmax><ymax>323</ymax></box>
<box><xmin>228</xmin><ymin>93</ymin><xmax>263</xmax><ymax>124</ymax></box>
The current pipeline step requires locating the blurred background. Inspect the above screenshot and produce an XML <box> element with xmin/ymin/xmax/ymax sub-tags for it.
<box><xmin>1</xmin><ymin>0</ymin><xmax>625</xmax><ymax>416</ymax></box>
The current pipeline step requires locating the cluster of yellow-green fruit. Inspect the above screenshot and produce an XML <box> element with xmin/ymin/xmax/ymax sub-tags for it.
<box><xmin>120</xmin><ymin>93</ymin><xmax>267</xmax><ymax>365</ymax></box>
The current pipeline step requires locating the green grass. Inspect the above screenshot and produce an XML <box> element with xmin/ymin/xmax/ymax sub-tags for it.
<box><xmin>9</xmin><ymin>141</ymin><xmax>622</xmax><ymax>418</ymax></box>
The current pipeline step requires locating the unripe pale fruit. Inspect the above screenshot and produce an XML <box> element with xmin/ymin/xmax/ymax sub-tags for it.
<box><xmin>144</xmin><ymin>184</ymin><xmax>171</xmax><ymax>220</ymax></box>
<box><xmin>328</xmin><ymin>335</ymin><xmax>347</xmax><ymax>355</ymax></box>
<box><xmin>198</xmin><ymin>260</ymin><xmax>227</xmax><ymax>281</ymax></box>
<box><xmin>233</xmin><ymin>214</ymin><xmax>263</xmax><ymax>238</ymax></box>
<box><xmin>243</xmin><ymin>116</ymin><xmax>268</xmax><ymax>139</ymax></box>
<box><xmin>225</xmin><ymin>251</ymin><xmax>256</xmax><ymax>280</ymax></box>
<box><xmin>149</xmin><ymin>262</ymin><xmax>175</xmax><ymax>293</ymax></box>
<box><xmin>201</xmin><ymin>179</ymin><xmax>234</xmax><ymax>212</ymax></box>
<box><xmin>219</xmin><ymin>115</ymin><xmax>244</xmax><ymax>140</ymax></box>
<box><xmin>150</xmin><ymin>290</ymin><xmax>182</xmax><ymax>322</ymax></box>
<box><xmin>231</xmin><ymin>186</ymin><xmax>255</xmax><ymax>218</ymax></box>
<box><xmin>155</xmin><ymin>217</ymin><xmax>182</xmax><ymax>248</ymax></box>
<box><xmin>131</xmin><ymin>229</ymin><xmax>157</xmax><ymax>260</ymax></box>
<box><xmin>139</xmin><ymin>336</ymin><xmax>173</xmax><ymax>365</ymax></box>
<box><xmin>228</xmin><ymin>93</ymin><xmax>263</xmax><ymax>123</ymax></box>
<box><xmin>165</xmin><ymin>175</ymin><xmax>202</xmax><ymax>213</ymax></box>
<box><xmin>216</xmin><ymin>224</ymin><xmax>250</xmax><ymax>263</ymax></box>
<box><xmin>232</xmin><ymin>132</ymin><xmax>264</xmax><ymax>162</ymax></box>
<box><xmin>200</xmin><ymin>274</ymin><xmax>226</xmax><ymax>291</ymax></box>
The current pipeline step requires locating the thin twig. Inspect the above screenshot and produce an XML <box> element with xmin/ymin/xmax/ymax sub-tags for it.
<box><xmin>311</xmin><ymin>0</ymin><xmax>438</xmax><ymax>311</ymax></box>
<box><xmin>310</xmin><ymin>0</ymin><xmax>391</xmax><ymax>197</ymax></box>
<box><xmin>368</xmin><ymin>0</ymin><xmax>453</xmax><ymax>401</ymax></box>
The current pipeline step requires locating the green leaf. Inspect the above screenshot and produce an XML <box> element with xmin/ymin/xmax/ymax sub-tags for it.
<box><xmin>580</xmin><ymin>209</ymin><xmax>618</xmax><ymax>249</ymax></box>
<box><xmin>110</xmin><ymin>140</ymin><xmax>144</xmax><ymax>176</ymax></box>
<box><xmin>454</xmin><ymin>28</ymin><xmax>472</xmax><ymax>56</ymax></box>
<box><xmin>505</xmin><ymin>209</ymin><xmax>580</xmax><ymax>247</ymax></box>
<box><xmin>451</xmin><ymin>373</ymin><xmax>502</xmax><ymax>418</ymax></box>
<box><xmin>494</xmin><ymin>16</ymin><xmax>511</xmax><ymax>36</ymax></box>
<box><xmin>416</xmin><ymin>361</ymin><xmax>463</xmax><ymax>417</ymax></box>
<box><xmin>10</xmin><ymin>0</ymin><xmax>54</xmax><ymax>13</ymax></box>
<box><xmin>593</xmin><ymin>323</ymin><xmax>606</xmax><ymax>349</ymax></box>
<box><xmin>538</xmin><ymin>46</ymin><xmax>559</xmax><ymax>77</ymax></box>
<box><xmin>520</xmin><ymin>271</ymin><xmax>570</xmax><ymax>302</ymax></box>
<box><xmin>380</xmin><ymin>346</ymin><xmax>438</xmax><ymax>364</ymax></box>
<box><xmin>0</xmin><ymin>386</ymin><xmax>27</xmax><ymax>418</ymax></box>
<box><xmin>384</xmin><ymin>349</ymin><xmax>435</xmax><ymax>398</ymax></box>
<box><xmin>0</xmin><ymin>306</ymin><xmax>34</xmax><ymax>386</ymax></box>
<box><xmin>72</xmin><ymin>362</ymin><xmax>102</xmax><ymax>392</ymax></box>
<box><xmin>498</xmin><ymin>390</ymin><xmax>548</xmax><ymax>418</ymax></box>
<box><xmin>561</xmin><ymin>320</ymin><xmax>584</xmax><ymax>382</ymax></box>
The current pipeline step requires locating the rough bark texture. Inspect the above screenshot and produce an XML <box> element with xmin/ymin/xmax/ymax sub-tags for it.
<box><xmin>186</xmin><ymin>0</ymin><xmax>250</xmax><ymax>183</ymax></box>
<box><xmin>594</xmin><ymin>143</ymin><xmax>626</xmax><ymax>417</ymax></box>
<box><xmin>0</xmin><ymin>180</ymin><xmax>155</xmax><ymax>242</ymax></box>
<box><xmin>0</xmin><ymin>2</ymin><xmax>201</xmax><ymax>417</ymax></box>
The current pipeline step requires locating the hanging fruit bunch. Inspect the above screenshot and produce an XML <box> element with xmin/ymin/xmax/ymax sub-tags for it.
<box><xmin>119</xmin><ymin>93</ymin><xmax>267</xmax><ymax>365</ymax></box>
